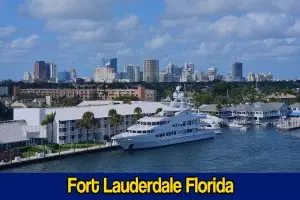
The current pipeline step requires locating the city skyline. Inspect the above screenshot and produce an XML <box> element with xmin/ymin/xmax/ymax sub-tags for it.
<box><xmin>1</xmin><ymin>0</ymin><xmax>300</xmax><ymax>80</ymax></box>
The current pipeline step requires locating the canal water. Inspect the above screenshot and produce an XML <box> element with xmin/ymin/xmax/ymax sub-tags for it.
<box><xmin>3</xmin><ymin>126</ymin><xmax>300</xmax><ymax>172</ymax></box>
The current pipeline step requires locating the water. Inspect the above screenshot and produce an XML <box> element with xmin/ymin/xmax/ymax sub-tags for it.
<box><xmin>3</xmin><ymin>126</ymin><xmax>300</xmax><ymax>172</ymax></box>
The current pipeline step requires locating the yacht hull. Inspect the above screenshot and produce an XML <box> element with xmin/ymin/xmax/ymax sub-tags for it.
<box><xmin>114</xmin><ymin>131</ymin><xmax>215</xmax><ymax>150</ymax></box>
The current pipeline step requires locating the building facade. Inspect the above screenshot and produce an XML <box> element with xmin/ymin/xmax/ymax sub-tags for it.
<box><xmin>14</xmin><ymin>102</ymin><xmax>168</xmax><ymax>144</ymax></box>
<box><xmin>143</xmin><ymin>59</ymin><xmax>159</xmax><ymax>83</ymax></box>
<box><xmin>49</xmin><ymin>63</ymin><xmax>57</xmax><ymax>82</ymax></box>
<box><xmin>232</xmin><ymin>62</ymin><xmax>243</xmax><ymax>82</ymax></box>
<box><xmin>109</xmin><ymin>58</ymin><xmax>118</xmax><ymax>73</ymax></box>
<box><xmin>94</xmin><ymin>67</ymin><xmax>116</xmax><ymax>83</ymax></box>
<box><xmin>34</xmin><ymin>61</ymin><xmax>49</xmax><ymax>81</ymax></box>
<box><xmin>208</xmin><ymin>67</ymin><xmax>217</xmax><ymax>81</ymax></box>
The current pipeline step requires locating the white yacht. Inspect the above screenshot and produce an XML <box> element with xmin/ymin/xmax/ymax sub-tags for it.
<box><xmin>112</xmin><ymin>86</ymin><xmax>216</xmax><ymax>150</ymax></box>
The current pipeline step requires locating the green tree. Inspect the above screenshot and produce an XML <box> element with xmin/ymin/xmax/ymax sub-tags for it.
<box><xmin>41</xmin><ymin>112</ymin><xmax>56</xmax><ymax>143</ymax></box>
<box><xmin>108</xmin><ymin>109</ymin><xmax>122</xmax><ymax>138</ymax></box>
<box><xmin>134</xmin><ymin>107</ymin><xmax>143</xmax><ymax>121</ymax></box>
<box><xmin>216</xmin><ymin>104</ymin><xmax>222</xmax><ymax>110</ymax></box>
<box><xmin>192</xmin><ymin>93</ymin><xmax>212</xmax><ymax>108</ymax></box>
<box><xmin>77</xmin><ymin>112</ymin><xmax>97</xmax><ymax>142</ymax></box>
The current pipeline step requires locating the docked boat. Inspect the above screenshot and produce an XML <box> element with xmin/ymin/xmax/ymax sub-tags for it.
<box><xmin>112</xmin><ymin>86</ymin><xmax>216</xmax><ymax>150</ymax></box>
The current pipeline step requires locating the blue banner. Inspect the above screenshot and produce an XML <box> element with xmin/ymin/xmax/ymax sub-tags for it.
<box><xmin>0</xmin><ymin>173</ymin><xmax>298</xmax><ymax>199</ymax></box>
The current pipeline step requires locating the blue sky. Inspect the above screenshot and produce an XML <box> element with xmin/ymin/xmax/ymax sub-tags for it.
<box><xmin>1</xmin><ymin>0</ymin><xmax>300</xmax><ymax>80</ymax></box>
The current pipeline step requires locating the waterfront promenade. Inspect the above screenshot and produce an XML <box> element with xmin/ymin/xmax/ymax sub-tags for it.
<box><xmin>0</xmin><ymin>142</ymin><xmax>120</xmax><ymax>170</ymax></box>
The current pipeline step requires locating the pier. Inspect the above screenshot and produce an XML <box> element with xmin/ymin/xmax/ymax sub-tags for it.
<box><xmin>0</xmin><ymin>142</ymin><xmax>120</xmax><ymax>170</ymax></box>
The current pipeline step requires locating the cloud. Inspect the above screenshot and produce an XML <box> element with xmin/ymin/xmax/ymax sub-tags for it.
<box><xmin>45</xmin><ymin>19</ymin><xmax>100</xmax><ymax>32</ymax></box>
<box><xmin>10</xmin><ymin>35</ymin><xmax>39</xmax><ymax>49</ymax></box>
<box><xmin>0</xmin><ymin>26</ymin><xmax>16</xmax><ymax>37</ymax></box>
<box><xmin>116</xmin><ymin>15</ymin><xmax>139</xmax><ymax>30</ymax></box>
<box><xmin>208</xmin><ymin>13</ymin><xmax>293</xmax><ymax>38</ymax></box>
<box><xmin>164</xmin><ymin>0</ymin><xmax>300</xmax><ymax>16</ymax></box>
<box><xmin>20</xmin><ymin>0</ymin><xmax>115</xmax><ymax>20</ymax></box>
<box><xmin>145</xmin><ymin>34</ymin><xmax>172</xmax><ymax>49</ymax></box>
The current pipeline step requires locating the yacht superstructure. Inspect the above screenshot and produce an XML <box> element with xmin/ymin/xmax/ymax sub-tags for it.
<box><xmin>112</xmin><ymin>86</ymin><xmax>216</xmax><ymax>150</ymax></box>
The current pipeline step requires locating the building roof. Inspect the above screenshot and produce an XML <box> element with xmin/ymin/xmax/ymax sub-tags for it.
<box><xmin>228</xmin><ymin>102</ymin><xmax>286</xmax><ymax>112</ymax></box>
<box><xmin>0</xmin><ymin>120</ymin><xmax>28</xmax><ymax>144</ymax></box>
<box><xmin>46</xmin><ymin>101</ymin><xmax>169</xmax><ymax>121</ymax></box>
<box><xmin>77</xmin><ymin>100</ymin><xmax>123</xmax><ymax>107</ymax></box>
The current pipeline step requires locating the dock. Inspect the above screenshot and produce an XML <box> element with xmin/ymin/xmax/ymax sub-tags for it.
<box><xmin>0</xmin><ymin>142</ymin><xmax>120</xmax><ymax>170</ymax></box>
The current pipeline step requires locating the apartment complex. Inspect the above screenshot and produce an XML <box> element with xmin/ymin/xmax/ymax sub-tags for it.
<box><xmin>14</xmin><ymin>86</ymin><xmax>156</xmax><ymax>101</ymax></box>
<box><xmin>143</xmin><ymin>59</ymin><xmax>159</xmax><ymax>82</ymax></box>
<box><xmin>94</xmin><ymin>67</ymin><xmax>116</xmax><ymax>83</ymax></box>
<box><xmin>13</xmin><ymin>101</ymin><xmax>168</xmax><ymax>144</ymax></box>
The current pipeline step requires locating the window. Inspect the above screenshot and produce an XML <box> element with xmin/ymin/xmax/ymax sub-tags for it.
<box><xmin>59</xmin><ymin>136</ymin><xmax>67</xmax><ymax>140</ymax></box>
<box><xmin>59</xmin><ymin>128</ymin><xmax>67</xmax><ymax>132</ymax></box>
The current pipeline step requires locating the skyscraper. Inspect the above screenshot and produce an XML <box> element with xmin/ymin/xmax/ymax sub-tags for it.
<box><xmin>143</xmin><ymin>59</ymin><xmax>159</xmax><ymax>82</ymax></box>
<box><xmin>124</xmin><ymin>65</ymin><xmax>135</xmax><ymax>82</ymax></box>
<box><xmin>23</xmin><ymin>72</ymin><xmax>33</xmax><ymax>83</ymax></box>
<box><xmin>69</xmin><ymin>68</ymin><xmax>77</xmax><ymax>82</ymax></box>
<box><xmin>34</xmin><ymin>61</ymin><xmax>49</xmax><ymax>81</ymax></box>
<box><xmin>110</xmin><ymin>58</ymin><xmax>118</xmax><ymax>73</ymax></box>
<box><xmin>133</xmin><ymin>65</ymin><xmax>141</xmax><ymax>82</ymax></box>
<box><xmin>232</xmin><ymin>62</ymin><xmax>243</xmax><ymax>82</ymax></box>
<box><xmin>49</xmin><ymin>63</ymin><xmax>57</xmax><ymax>82</ymax></box>
<box><xmin>208</xmin><ymin>67</ymin><xmax>217</xmax><ymax>81</ymax></box>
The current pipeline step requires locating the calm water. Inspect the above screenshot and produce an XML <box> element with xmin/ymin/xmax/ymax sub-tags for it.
<box><xmin>3</xmin><ymin>126</ymin><xmax>300</xmax><ymax>172</ymax></box>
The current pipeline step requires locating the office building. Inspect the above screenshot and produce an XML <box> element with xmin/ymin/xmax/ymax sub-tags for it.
<box><xmin>69</xmin><ymin>68</ymin><xmax>77</xmax><ymax>82</ymax></box>
<box><xmin>180</xmin><ymin>67</ymin><xmax>193</xmax><ymax>82</ymax></box>
<box><xmin>133</xmin><ymin>65</ymin><xmax>141</xmax><ymax>82</ymax></box>
<box><xmin>184</xmin><ymin>62</ymin><xmax>195</xmax><ymax>73</ymax></box>
<box><xmin>58</xmin><ymin>71</ymin><xmax>71</xmax><ymax>82</ymax></box>
<box><xmin>94</xmin><ymin>67</ymin><xmax>116</xmax><ymax>83</ymax></box>
<box><xmin>232</xmin><ymin>62</ymin><xmax>243</xmax><ymax>82</ymax></box>
<box><xmin>166</xmin><ymin>63</ymin><xmax>183</xmax><ymax>82</ymax></box>
<box><xmin>34</xmin><ymin>61</ymin><xmax>49</xmax><ymax>81</ymax></box>
<box><xmin>208</xmin><ymin>67</ymin><xmax>217</xmax><ymax>81</ymax></box>
<box><xmin>124</xmin><ymin>65</ymin><xmax>135</xmax><ymax>82</ymax></box>
<box><xmin>143</xmin><ymin>59</ymin><xmax>159</xmax><ymax>82</ymax></box>
<box><xmin>23</xmin><ymin>72</ymin><xmax>34</xmax><ymax>83</ymax></box>
<box><xmin>49</xmin><ymin>63</ymin><xmax>57</xmax><ymax>82</ymax></box>
<box><xmin>109</xmin><ymin>58</ymin><xmax>118</xmax><ymax>73</ymax></box>
<box><xmin>159</xmin><ymin>71</ymin><xmax>172</xmax><ymax>82</ymax></box>
<box><xmin>247</xmin><ymin>72</ymin><xmax>273</xmax><ymax>82</ymax></box>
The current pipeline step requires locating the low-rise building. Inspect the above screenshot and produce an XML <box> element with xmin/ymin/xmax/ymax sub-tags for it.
<box><xmin>14</xmin><ymin>102</ymin><xmax>168</xmax><ymax>144</ymax></box>
<box><xmin>265</xmin><ymin>93</ymin><xmax>297</xmax><ymax>105</ymax></box>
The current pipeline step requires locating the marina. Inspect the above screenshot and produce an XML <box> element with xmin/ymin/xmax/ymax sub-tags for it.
<box><xmin>3</xmin><ymin>126</ymin><xmax>300</xmax><ymax>173</ymax></box>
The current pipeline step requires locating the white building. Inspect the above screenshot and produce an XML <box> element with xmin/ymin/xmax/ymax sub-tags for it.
<box><xmin>69</xmin><ymin>68</ymin><xmax>77</xmax><ymax>82</ymax></box>
<box><xmin>180</xmin><ymin>67</ymin><xmax>193</xmax><ymax>82</ymax></box>
<box><xmin>49</xmin><ymin>63</ymin><xmax>57</xmax><ymax>82</ymax></box>
<box><xmin>247</xmin><ymin>72</ymin><xmax>273</xmax><ymax>82</ymax></box>
<box><xmin>14</xmin><ymin>102</ymin><xmax>168</xmax><ymax>144</ymax></box>
<box><xmin>94</xmin><ymin>67</ymin><xmax>116</xmax><ymax>83</ymax></box>
<box><xmin>208</xmin><ymin>67</ymin><xmax>217</xmax><ymax>81</ymax></box>
<box><xmin>23</xmin><ymin>72</ymin><xmax>34</xmax><ymax>83</ymax></box>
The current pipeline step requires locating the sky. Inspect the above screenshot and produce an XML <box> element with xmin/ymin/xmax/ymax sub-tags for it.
<box><xmin>1</xmin><ymin>0</ymin><xmax>300</xmax><ymax>80</ymax></box>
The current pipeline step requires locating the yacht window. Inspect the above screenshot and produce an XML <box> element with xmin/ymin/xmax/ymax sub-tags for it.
<box><xmin>183</xmin><ymin>122</ymin><xmax>186</xmax><ymax>126</ymax></box>
<box><xmin>137</xmin><ymin>131</ymin><xmax>142</xmax><ymax>133</ymax></box>
<box><xmin>156</xmin><ymin>135</ymin><xmax>159</xmax><ymax>137</ymax></box>
<box><xmin>133</xmin><ymin>131</ymin><xmax>136</xmax><ymax>133</ymax></box>
<box><xmin>147</xmin><ymin>130</ymin><xmax>151</xmax><ymax>133</ymax></box>
<box><xmin>187</xmin><ymin>121</ymin><xmax>191</xmax><ymax>125</ymax></box>
<box><xmin>147</xmin><ymin>122</ymin><xmax>151</xmax><ymax>125</ymax></box>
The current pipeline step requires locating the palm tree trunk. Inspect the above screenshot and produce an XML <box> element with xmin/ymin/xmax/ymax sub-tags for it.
<box><xmin>51</xmin><ymin>122</ymin><xmax>54</xmax><ymax>144</ymax></box>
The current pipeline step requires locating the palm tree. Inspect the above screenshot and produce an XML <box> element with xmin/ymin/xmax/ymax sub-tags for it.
<box><xmin>108</xmin><ymin>109</ymin><xmax>121</xmax><ymax>138</ymax></box>
<box><xmin>41</xmin><ymin>112</ymin><xmax>56</xmax><ymax>143</ymax></box>
<box><xmin>77</xmin><ymin>112</ymin><xmax>96</xmax><ymax>142</ymax></box>
<box><xmin>134</xmin><ymin>107</ymin><xmax>143</xmax><ymax>121</ymax></box>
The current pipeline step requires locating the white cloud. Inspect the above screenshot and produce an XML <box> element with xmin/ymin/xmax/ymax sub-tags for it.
<box><xmin>21</xmin><ymin>0</ymin><xmax>115</xmax><ymax>20</ymax></box>
<box><xmin>116</xmin><ymin>15</ymin><xmax>139</xmax><ymax>30</ymax></box>
<box><xmin>145</xmin><ymin>34</ymin><xmax>172</xmax><ymax>49</ymax></box>
<box><xmin>45</xmin><ymin>19</ymin><xmax>100</xmax><ymax>32</ymax></box>
<box><xmin>10</xmin><ymin>35</ymin><xmax>39</xmax><ymax>49</ymax></box>
<box><xmin>164</xmin><ymin>0</ymin><xmax>300</xmax><ymax>16</ymax></box>
<box><xmin>209</xmin><ymin>13</ymin><xmax>293</xmax><ymax>38</ymax></box>
<box><xmin>0</xmin><ymin>26</ymin><xmax>16</xmax><ymax>37</ymax></box>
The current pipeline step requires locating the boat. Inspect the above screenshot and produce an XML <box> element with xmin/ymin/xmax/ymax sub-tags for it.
<box><xmin>112</xmin><ymin>86</ymin><xmax>216</xmax><ymax>150</ymax></box>
<box><xmin>228</xmin><ymin>121</ymin><xmax>244</xmax><ymax>128</ymax></box>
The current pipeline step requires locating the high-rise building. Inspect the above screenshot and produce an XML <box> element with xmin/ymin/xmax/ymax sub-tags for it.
<box><xmin>232</xmin><ymin>62</ymin><xmax>243</xmax><ymax>82</ymax></box>
<box><xmin>110</xmin><ymin>58</ymin><xmax>118</xmax><ymax>73</ymax></box>
<box><xmin>184</xmin><ymin>62</ymin><xmax>195</xmax><ymax>73</ymax></box>
<box><xmin>23</xmin><ymin>72</ymin><xmax>34</xmax><ymax>83</ymax></box>
<box><xmin>34</xmin><ymin>61</ymin><xmax>49</xmax><ymax>81</ymax></box>
<box><xmin>94</xmin><ymin>67</ymin><xmax>116</xmax><ymax>83</ymax></box>
<box><xmin>133</xmin><ymin>65</ymin><xmax>141</xmax><ymax>82</ymax></box>
<box><xmin>180</xmin><ymin>67</ymin><xmax>193</xmax><ymax>82</ymax></box>
<box><xmin>69</xmin><ymin>68</ymin><xmax>77</xmax><ymax>82</ymax></box>
<box><xmin>208</xmin><ymin>67</ymin><xmax>217</xmax><ymax>81</ymax></box>
<box><xmin>166</xmin><ymin>62</ymin><xmax>182</xmax><ymax>82</ymax></box>
<box><xmin>247</xmin><ymin>73</ymin><xmax>256</xmax><ymax>82</ymax></box>
<box><xmin>143</xmin><ymin>59</ymin><xmax>159</xmax><ymax>82</ymax></box>
<box><xmin>124</xmin><ymin>65</ymin><xmax>135</xmax><ymax>82</ymax></box>
<box><xmin>49</xmin><ymin>63</ymin><xmax>57</xmax><ymax>82</ymax></box>
<box><xmin>58</xmin><ymin>71</ymin><xmax>71</xmax><ymax>82</ymax></box>
<box><xmin>159</xmin><ymin>71</ymin><xmax>172</xmax><ymax>82</ymax></box>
